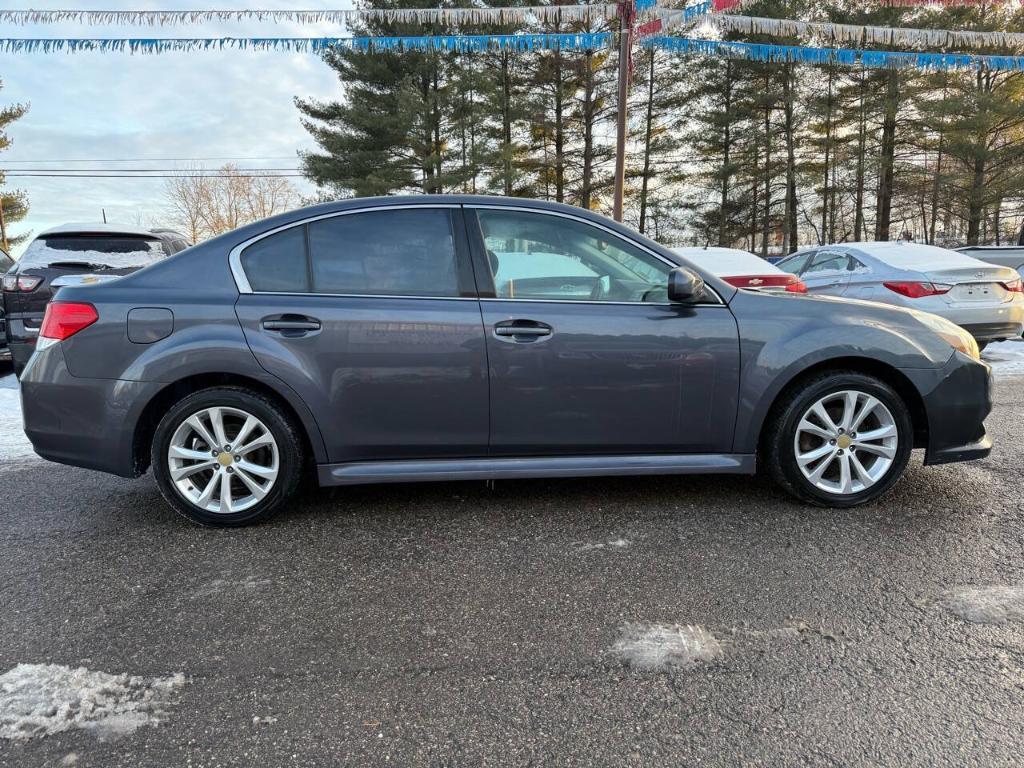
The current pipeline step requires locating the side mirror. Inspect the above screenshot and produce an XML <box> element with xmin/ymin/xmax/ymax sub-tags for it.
<box><xmin>667</xmin><ymin>267</ymin><xmax>705</xmax><ymax>304</ymax></box>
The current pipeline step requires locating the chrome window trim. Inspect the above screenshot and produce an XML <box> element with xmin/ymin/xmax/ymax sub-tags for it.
<box><xmin>234</xmin><ymin>291</ymin><xmax>477</xmax><ymax>301</ymax></box>
<box><xmin>467</xmin><ymin>204</ymin><xmax>725</xmax><ymax>306</ymax></box>
<box><xmin>229</xmin><ymin>203</ymin><xmax>461</xmax><ymax>295</ymax></box>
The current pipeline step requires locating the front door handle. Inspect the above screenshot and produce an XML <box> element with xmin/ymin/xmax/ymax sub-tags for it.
<box><xmin>494</xmin><ymin>320</ymin><xmax>553</xmax><ymax>342</ymax></box>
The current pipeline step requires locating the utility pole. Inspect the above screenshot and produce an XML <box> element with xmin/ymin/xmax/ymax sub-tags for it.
<box><xmin>0</xmin><ymin>196</ymin><xmax>8</xmax><ymax>253</ymax></box>
<box><xmin>612</xmin><ymin>0</ymin><xmax>634</xmax><ymax>223</ymax></box>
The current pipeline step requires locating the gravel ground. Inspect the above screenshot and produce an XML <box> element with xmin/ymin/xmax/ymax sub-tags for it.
<box><xmin>1</xmin><ymin>361</ymin><xmax>1023</xmax><ymax>766</ymax></box>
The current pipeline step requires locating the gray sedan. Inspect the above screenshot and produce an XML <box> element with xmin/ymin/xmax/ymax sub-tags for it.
<box><xmin>19</xmin><ymin>197</ymin><xmax>992</xmax><ymax>526</ymax></box>
<box><xmin>776</xmin><ymin>241</ymin><xmax>1024</xmax><ymax>348</ymax></box>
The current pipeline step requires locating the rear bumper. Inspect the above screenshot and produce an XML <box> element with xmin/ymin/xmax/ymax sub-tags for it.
<box><xmin>960</xmin><ymin>322</ymin><xmax>1023</xmax><ymax>342</ymax></box>
<box><xmin>19</xmin><ymin>343</ymin><xmax>161</xmax><ymax>477</ymax></box>
<box><xmin>902</xmin><ymin>352</ymin><xmax>993</xmax><ymax>466</ymax></box>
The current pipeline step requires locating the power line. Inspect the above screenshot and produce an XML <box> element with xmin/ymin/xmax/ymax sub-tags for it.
<box><xmin>3</xmin><ymin>172</ymin><xmax>306</xmax><ymax>178</ymax></box>
<box><xmin>0</xmin><ymin>156</ymin><xmax>298</xmax><ymax>163</ymax></box>
<box><xmin>1</xmin><ymin>167</ymin><xmax>301</xmax><ymax>173</ymax></box>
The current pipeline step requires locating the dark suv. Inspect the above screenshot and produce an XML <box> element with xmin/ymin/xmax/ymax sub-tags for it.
<box><xmin>0</xmin><ymin>245</ymin><xmax>13</xmax><ymax>365</ymax></box>
<box><xmin>2</xmin><ymin>224</ymin><xmax>190</xmax><ymax>376</ymax></box>
<box><xmin>19</xmin><ymin>196</ymin><xmax>992</xmax><ymax>526</ymax></box>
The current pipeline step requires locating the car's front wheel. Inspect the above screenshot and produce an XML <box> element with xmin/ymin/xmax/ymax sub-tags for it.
<box><xmin>151</xmin><ymin>386</ymin><xmax>305</xmax><ymax>526</ymax></box>
<box><xmin>765</xmin><ymin>372</ymin><xmax>913</xmax><ymax>507</ymax></box>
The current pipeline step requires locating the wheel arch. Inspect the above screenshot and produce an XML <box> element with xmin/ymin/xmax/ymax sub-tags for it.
<box><xmin>131</xmin><ymin>372</ymin><xmax>326</xmax><ymax>476</ymax></box>
<box><xmin>754</xmin><ymin>357</ymin><xmax>929</xmax><ymax>456</ymax></box>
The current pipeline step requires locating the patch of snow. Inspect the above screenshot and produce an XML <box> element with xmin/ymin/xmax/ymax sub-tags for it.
<box><xmin>613</xmin><ymin>624</ymin><xmax>723</xmax><ymax>669</ymax></box>
<box><xmin>578</xmin><ymin>537</ymin><xmax>631</xmax><ymax>552</ymax></box>
<box><xmin>941</xmin><ymin>586</ymin><xmax>1024</xmax><ymax>625</ymax></box>
<box><xmin>193</xmin><ymin>576</ymin><xmax>272</xmax><ymax>599</ymax></box>
<box><xmin>18</xmin><ymin>242</ymin><xmax>165</xmax><ymax>271</ymax></box>
<box><xmin>983</xmin><ymin>339</ymin><xmax>1024</xmax><ymax>377</ymax></box>
<box><xmin>0</xmin><ymin>664</ymin><xmax>184</xmax><ymax>741</ymax></box>
<box><xmin>0</xmin><ymin>377</ymin><xmax>37</xmax><ymax>467</ymax></box>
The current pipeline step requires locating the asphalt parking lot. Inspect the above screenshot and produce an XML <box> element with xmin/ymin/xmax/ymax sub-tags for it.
<box><xmin>2</xmin><ymin>354</ymin><xmax>1024</xmax><ymax>766</ymax></box>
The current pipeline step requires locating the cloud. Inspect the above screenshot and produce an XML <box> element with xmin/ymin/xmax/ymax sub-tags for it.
<box><xmin>0</xmin><ymin>0</ymin><xmax>348</xmax><ymax>251</ymax></box>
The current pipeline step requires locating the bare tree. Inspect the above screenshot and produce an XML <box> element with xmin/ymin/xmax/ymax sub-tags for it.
<box><xmin>164</xmin><ymin>164</ymin><xmax>300</xmax><ymax>243</ymax></box>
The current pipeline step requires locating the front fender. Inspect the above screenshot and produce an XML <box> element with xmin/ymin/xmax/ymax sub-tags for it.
<box><xmin>729</xmin><ymin>291</ymin><xmax>954</xmax><ymax>454</ymax></box>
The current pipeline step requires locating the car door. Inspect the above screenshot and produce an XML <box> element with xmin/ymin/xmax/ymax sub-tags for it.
<box><xmin>233</xmin><ymin>205</ymin><xmax>490</xmax><ymax>463</ymax></box>
<box><xmin>799</xmin><ymin>249</ymin><xmax>853</xmax><ymax>296</ymax></box>
<box><xmin>467</xmin><ymin>206</ymin><xmax>740</xmax><ymax>456</ymax></box>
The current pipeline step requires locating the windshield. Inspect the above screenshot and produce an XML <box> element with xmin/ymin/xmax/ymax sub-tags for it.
<box><xmin>18</xmin><ymin>235</ymin><xmax>168</xmax><ymax>270</ymax></box>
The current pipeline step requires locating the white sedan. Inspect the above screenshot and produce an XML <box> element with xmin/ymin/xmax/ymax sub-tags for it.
<box><xmin>673</xmin><ymin>247</ymin><xmax>807</xmax><ymax>293</ymax></box>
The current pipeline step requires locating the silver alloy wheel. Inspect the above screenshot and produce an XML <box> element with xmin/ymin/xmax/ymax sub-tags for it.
<box><xmin>793</xmin><ymin>390</ymin><xmax>898</xmax><ymax>496</ymax></box>
<box><xmin>167</xmin><ymin>406</ymin><xmax>279</xmax><ymax>514</ymax></box>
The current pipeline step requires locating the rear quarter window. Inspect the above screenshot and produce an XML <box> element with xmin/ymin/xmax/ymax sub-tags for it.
<box><xmin>240</xmin><ymin>226</ymin><xmax>310</xmax><ymax>293</ymax></box>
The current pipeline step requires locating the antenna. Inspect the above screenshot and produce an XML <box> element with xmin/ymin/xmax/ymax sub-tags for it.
<box><xmin>102</xmin><ymin>208</ymin><xmax>107</xmax><ymax>224</ymax></box>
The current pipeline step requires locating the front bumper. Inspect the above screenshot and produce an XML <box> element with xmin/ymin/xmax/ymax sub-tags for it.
<box><xmin>902</xmin><ymin>351</ymin><xmax>993</xmax><ymax>466</ymax></box>
<box><xmin>19</xmin><ymin>343</ymin><xmax>162</xmax><ymax>477</ymax></box>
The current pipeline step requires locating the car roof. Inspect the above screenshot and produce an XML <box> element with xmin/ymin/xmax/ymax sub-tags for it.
<box><xmin>38</xmin><ymin>222</ymin><xmax>162</xmax><ymax>238</ymax></box>
<box><xmin>673</xmin><ymin>247</ymin><xmax>782</xmax><ymax>276</ymax></box>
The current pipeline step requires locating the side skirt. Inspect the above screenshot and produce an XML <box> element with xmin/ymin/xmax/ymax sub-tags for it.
<box><xmin>318</xmin><ymin>453</ymin><xmax>757</xmax><ymax>487</ymax></box>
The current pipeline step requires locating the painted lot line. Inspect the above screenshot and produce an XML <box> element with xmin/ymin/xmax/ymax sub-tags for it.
<box><xmin>0</xmin><ymin>374</ymin><xmax>37</xmax><ymax>467</ymax></box>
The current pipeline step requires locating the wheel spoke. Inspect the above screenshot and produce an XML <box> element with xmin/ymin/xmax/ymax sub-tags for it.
<box><xmin>219</xmin><ymin>471</ymin><xmax>234</xmax><ymax>513</ymax></box>
<box><xmin>234</xmin><ymin>466</ymin><xmax>269</xmax><ymax>499</ymax></box>
<box><xmin>798</xmin><ymin>418</ymin><xmax>832</xmax><ymax>440</ymax></box>
<box><xmin>855</xmin><ymin>442</ymin><xmax>896</xmax><ymax>459</ymax></box>
<box><xmin>233</xmin><ymin>416</ymin><xmax>258</xmax><ymax>450</ymax></box>
<box><xmin>810</xmin><ymin>402</ymin><xmax>839</xmax><ymax>433</ymax></box>
<box><xmin>196</xmin><ymin>471</ymin><xmax>220</xmax><ymax>507</ymax></box>
<box><xmin>236</xmin><ymin>433</ymin><xmax>274</xmax><ymax>456</ymax></box>
<box><xmin>186</xmin><ymin>414</ymin><xmax>218</xmax><ymax>450</ymax></box>
<box><xmin>209</xmin><ymin>407</ymin><xmax>229</xmax><ymax>449</ymax></box>
<box><xmin>839</xmin><ymin>391</ymin><xmax>859</xmax><ymax>431</ymax></box>
<box><xmin>237</xmin><ymin>460</ymin><xmax>277</xmax><ymax>480</ymax></box>
<box><xmin>856</xmin><ymin>424</ymin><xmax>896</xmax><ymax>443</ymax></box>
<box><xmin>797</xmin><ymin>442</ymin><xmax>834</xmax><ymax>465</ymax></box>
<box><xmin>806</xmin><ymin>450</ymin><xmax>837</xmax><ymax>484</ymax></box>
<box><xmin>838</xmin><ymin>453</ymin><xmax>853</xmax><ymax>493</ymax></box>
<box><xmin>169</xmin><ymin>445</ymin><xmax>214</xmax><ymax>462</ymax></box>
<box><xmin>170</xmin><ymin>459</ymin><xmax>217</xmax><ymax>482</ymax></box>
<box><xmin>850</xmin><ymin>395</ymin><xmax>879</xmax><ymax>432</ymax></box>
<box><xmin>850</xmin><ymin>452</ymin><xmax>874</xmax><ymax>487</ymax></box>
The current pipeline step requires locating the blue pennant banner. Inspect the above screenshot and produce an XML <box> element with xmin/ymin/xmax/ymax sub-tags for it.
<box><xmin>0</xmin><ymin>33</ymin><xmax>613</xmax><ymax>55</ymax></box>
<box><xmin>648</xmin><ymin>36</ymin><xmax>1024</xmax><ymax>71</ymax></box>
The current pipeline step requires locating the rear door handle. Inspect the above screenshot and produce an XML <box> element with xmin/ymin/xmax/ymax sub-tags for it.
<box><xmin>261</xmin><ymin>315</ymin><xmax>321</xmax><ymax>335</ymax></box>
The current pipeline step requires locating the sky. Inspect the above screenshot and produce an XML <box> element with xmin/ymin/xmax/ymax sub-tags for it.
<box><xmin>0</xmin><ymin>1</ymin><xmax>350</xmax><ymax>254</ymax></box>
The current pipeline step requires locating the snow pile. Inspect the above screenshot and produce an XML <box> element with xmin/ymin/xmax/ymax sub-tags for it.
<box><xmin>613</xmin><ymin>623</ymin><xmax>723</xmax><ymax>669</ymax></box>
<box><xmin>941</xmin><ymin>585</ymin><xmax>1024</xmax><ymax>625</ymax></box>
<box><xmin>0</xmin><ymin>664</ymin><xmax>184</xmax><ymax>741</ymax></box>
<box><xmin>983</xmin><ymin>340</ymin><xmax>1024</xmax><ymax>377</ymax></box>
<box><xmin>0</xmin><ymin>375</ymin><xmax>36</xmax><ymax>466</ymax></box>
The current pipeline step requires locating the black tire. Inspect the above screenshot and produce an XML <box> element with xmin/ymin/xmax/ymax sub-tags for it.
<box><xmin>763</xmin><ymin>371</ymin><xmax>913</xmax><ymax>508</ymax></box>
<box><xmin>151</xmin><ymin>386</ymin><xmax>305</xmax><ymax>527</ymax></box>
<box><xmin>11</xmin><ymin>358</ymin><xmax>25</xmax><ymax>378</ymax></box>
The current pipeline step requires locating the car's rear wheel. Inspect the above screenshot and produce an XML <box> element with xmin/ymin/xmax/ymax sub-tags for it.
<box><xmin>151</xmin><ymin>387</ymin><xmax>304</xmax><ymax>526</ymax></box>
<box><xmin>764</xmin><ymin>372</ymin><xmax>913</xmax><ymax>507</ymax></box>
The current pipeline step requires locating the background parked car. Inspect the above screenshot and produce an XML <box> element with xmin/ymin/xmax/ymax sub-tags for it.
<box><xmin>2</xmin><ymin>223</ymin><xmax>190</xmax><ymax>376</ymax></box>
<box><xmin>956</xmin><ymin>245</ymin><xmax>1024</xmax><ymax>281</ymax></box>
<box><xmin>674</xmin><ymin>246</ymin><xmax>807</xmax><ymax>293</ymax></box>
<box><xmin>0</xmin><ymin>245</ymin><xmax>12</xmax><ymax>365</ymax></box>
<box><xmin>776</xmin><ymin>241</ymin><xmax>1024</xmax><ymax>349</ymax></box>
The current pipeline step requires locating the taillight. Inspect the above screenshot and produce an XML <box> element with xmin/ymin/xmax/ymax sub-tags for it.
<box><xmin>883</xmin><ymin>281</ymin><xmax>952</xmax><ymax>299</ymax></box>
<box><xmin>1000</xmin><ymin>277</ymin><xmax>1023</xmax><ymax>293</ymax></box>
<box><xmin>39</xmin><ymin>301</ymin><xmax>98</xmax><ymax>342</ymax></box>
<box><xmin>2</xmin><ymin>274</ymin><xmax>42</xmax><ymax>290</ymax></box>
<box><xmin>723</xmin><ymin>274</ymin><xmax>807</xmax><ymax>293</ymax></box>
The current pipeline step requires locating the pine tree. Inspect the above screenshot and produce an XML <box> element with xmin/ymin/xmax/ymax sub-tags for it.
<box><xmin>0</xmin><ymin>78</ymin><xmax>29</xmax><ymax>251</ymax></box>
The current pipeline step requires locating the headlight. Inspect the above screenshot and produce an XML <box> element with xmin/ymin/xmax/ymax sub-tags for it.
<box><xmin>910</xmin><ymin>310</ymin><xmax>980</xmax><ymax>361</ymax></box>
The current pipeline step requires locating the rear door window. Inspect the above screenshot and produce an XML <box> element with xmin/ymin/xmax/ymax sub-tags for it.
<box><xmin>307</xmin><ymin>209</ymin><xmax>459</xmax><ymax>296</ymax></box>
<box><xmin>804</xmin><ymin>250</ymin><xmax>850</xmax><ymax>275</ymax></box>
<box><xmin>18</xmin><ymin>235</ymin><xmax>168</xmax><ymax>270</ymax></box>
